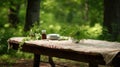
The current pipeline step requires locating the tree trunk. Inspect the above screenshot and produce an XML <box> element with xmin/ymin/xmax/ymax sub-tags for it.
<box><xmin>8</xmin><ymin>1</ymin><xmax>20</xmax><ymax>28</ymax></box>
<box><xmin>104</xmin><ymin>0</ymin><xmax>120</xmax><ymax>41</ymax></box>
<box><xmin>84</xmin><ymin>0</ymin><xmax>89</xmax><ymax>21</ymax></box>
<box><xmin>24</xmin><ymin>0</ymin><xmax>41</xmax><ymax>31</ymax></box>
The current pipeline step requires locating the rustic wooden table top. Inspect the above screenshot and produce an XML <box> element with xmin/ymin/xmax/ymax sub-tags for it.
<box><xmin>8</xmin><ymin>37</ymin><xmax>120</xmax><ymax>66</ymax></box>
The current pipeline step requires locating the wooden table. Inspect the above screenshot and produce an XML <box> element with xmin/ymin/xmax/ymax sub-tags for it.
<box><xmin>8</xmin><ymin>37</ymin><xmax>120</xmax><ymax>67</ymax></box>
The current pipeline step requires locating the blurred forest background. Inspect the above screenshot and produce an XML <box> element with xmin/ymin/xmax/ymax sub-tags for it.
<box><xmin>0</xmin><ymin>0</ymin><xmax>120</xmax><ymax>66</ymax></box>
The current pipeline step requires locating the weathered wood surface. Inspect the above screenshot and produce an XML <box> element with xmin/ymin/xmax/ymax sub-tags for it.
<box><xmin>8</xmin><ymin>37</ymin><xmax>120</xmax><ymax>67</ymax></box>
<box><xmin>8</xmin><ymin>39</ymin><xmax>105</xmax><ymax>64</ymax></box>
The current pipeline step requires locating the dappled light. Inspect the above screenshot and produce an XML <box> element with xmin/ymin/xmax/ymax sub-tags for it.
<box><xmin>0</xmin><ymin>0</ymin><xmax>120</xmax><ymax>67</ymax></box>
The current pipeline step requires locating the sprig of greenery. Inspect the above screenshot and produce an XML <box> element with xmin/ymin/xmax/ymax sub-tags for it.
<box><xmin>18</xmin><ymin>29</ymin><xmax>41</xmax><ymax>53</ymax></box>
<box><xmin>17</xmin><ymin>37</ymin><xmax>31</xmax><ymax>53</ymax></box>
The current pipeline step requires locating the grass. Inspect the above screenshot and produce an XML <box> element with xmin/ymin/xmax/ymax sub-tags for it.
<box><xmin>0</xmin><ymin>54</ymin><xmax>88</xmax><ymax>67</ymax></box>
<box><xmin>0</xmin><ymin>54</ymin><xmax>106</xmax><ymax>67</ymax></box>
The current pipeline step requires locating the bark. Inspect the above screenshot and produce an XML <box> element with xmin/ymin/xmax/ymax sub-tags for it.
<box><xmin>104</xmin><ymin>0</ymin><xmax>120</xmax><ymax>41</ymax></box>
<box><xmin>84</xmin><ymin>0</ymin><xmax>89</xmax><ymax>21</ymax></box>
<box><xmin>24</xmin><ymin>0</ymin><xmax>41</xmax><ymax>31</ymax></box>
<box><xmin>8</xmin><ymin>1</ymin><xmax>20</xmax><ymax>28</ymax></box>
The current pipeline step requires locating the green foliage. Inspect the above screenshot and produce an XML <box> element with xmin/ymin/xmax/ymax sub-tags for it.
<box><xmin>41</xmin><ymin>0</ymin><xmax>85</xmax><ymax>23</ymax></box>
<box><xmin>30</xmin><ymin>20</ymin><xmax>102</xmax><ymax>41</ymax></box>
<box><xmin>89</xmin><ymin>0</ymin><xmax>103</xmax><ymax>26</ymax></box>
<box><xmin>0</xmin><ymin>8</ymin><xmax>8</xmax><ymax>27</ymax></box>
<box><xmin>0</xmin><ymin>54</ymin><xmax>16</xmax><ymax>63</ymax></box>
<box><xmin>38</xmin><ymin>0</ymin><xmax>103</xmax><ymax>41</ymax></box>
<box><xmin>0</xmin><ymin>0</ymin><xmax>113</xmax><ymax>64</ymax></box>
<box><xmin>0</xmin><ymin>27</ymin><xmax>23</xmax><ymax>54</ymax></box>
<box><xmin>0</xmin><ymin>8</ymin><xmax>24</xmax><ymax>54</ymax></box>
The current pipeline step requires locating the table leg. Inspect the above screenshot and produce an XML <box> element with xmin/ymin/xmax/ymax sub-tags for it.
<box><xmin>33</xmin><ymin>54</ymin><xmax>40</xmax><ymax>67</ymax></box>
<box><xmin>89</xmin><ymin>62</ymin><xmax>98</xmax><ymax>67</ymax></box>
<box><xmin>49</xmin><ymin>56</ymin><xmax>55</xmax><ymax>67</ymax></box>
